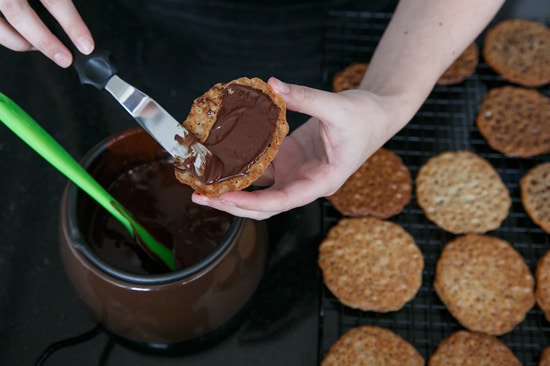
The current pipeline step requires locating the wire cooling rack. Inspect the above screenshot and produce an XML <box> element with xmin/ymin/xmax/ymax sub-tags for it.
<box><xmin>319</xmin><ymin>10</ymin><xmax>550</xmax><ymax>365</ymax></box>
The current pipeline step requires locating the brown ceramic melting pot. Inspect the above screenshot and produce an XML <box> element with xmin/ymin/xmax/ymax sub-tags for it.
<box><xmin>59</xmin><ymin>128</ymin><xmax>268</xmax><ymax>344</ymax></box>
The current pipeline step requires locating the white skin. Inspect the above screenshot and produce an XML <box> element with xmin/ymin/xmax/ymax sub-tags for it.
<box><xmin>0</xmin><ymin>0</ymin><xmax>94</xmax><ymax>66</ymax></box>
<box><xmin>0</xmin><ymin>0</ymin><xmax>504</xmax><ymax>220</ymax></box>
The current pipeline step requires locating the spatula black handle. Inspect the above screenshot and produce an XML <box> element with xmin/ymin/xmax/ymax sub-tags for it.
<box><xmin>32</xmin><ymin>1</ymin><xmax>116</xmax><ymax>89</ymax></box>
<box><xmin>71</xmin><ymin>51</ymin><xmax>117</xmax><ymax>90</ymax></box>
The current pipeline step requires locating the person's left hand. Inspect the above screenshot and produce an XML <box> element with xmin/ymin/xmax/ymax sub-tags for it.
<box><xmin>191</xmin><ymin>77</ymin><xmax>405</xmax><ymax>220</ymax></box>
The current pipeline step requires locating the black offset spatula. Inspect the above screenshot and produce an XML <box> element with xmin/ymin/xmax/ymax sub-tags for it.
<box><xmin>34</xmin><ymin>2</ymin><xmax>220</xmax><ymax>180</ymax></box>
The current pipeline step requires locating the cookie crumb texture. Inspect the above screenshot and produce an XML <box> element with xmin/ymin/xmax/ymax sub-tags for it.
<box><xmin>540</xmin><ymin>345</ymin><xmax>550</xmax><ymax>366</ymax></box>
<box><xmin>332</xmin><ymin>63</ymin><xmax>368</xmax><ymax>92</ymax></box>
<box><xmin>429</xmin><ymin>330</ymin><xmax>521</xmax><ymax>366</ymax></box>
<box><xmin>318</xmin><ymin>217</ymin><xmax>423</xmax><ymax>312</ymax></box>
<box><xmin>416</xmin><ymin>151</ymin><xmax>511</xmax><ymax>234</ymax></box>
<box><xmin>434</xmin><ymin>234</ymin><xmax>535</xmax><ymax>335</ymax></box>
<box><xmin>483</xmin><ymin>19</ymin><xmax>550</xmax><ymax>87</ymax></box>
<box><xmin>520</xmin><ymin>162</ymin><xmax>550</xmax><ymax>234</ymax></box>
<box><xmin>327</xmin><ymin>147</ymin><xmax>412</xmax><ymax>218</ymax></box>
<box><xmin>322</xmin><ymin>326</ymin><xmax>423</xmax><ymax>366</ymax></box>
<box><xmin>436</xmin><ymin>42</ymin><xmax>478</xmax><ymax>86</ymax></box>
<box><xmin>175</xmin><ymin>77</ymin><xmax>288</xmax><ymax>195</ymax></box>
<box><xmin>476</xmin><ymin>86</ymin><xmax>550</xmax><ymax>158</ymax></box>
<box><xmin>536</xmin><ymin>250</ymin><xmax>550</xmax><ymax>322</ymax></box>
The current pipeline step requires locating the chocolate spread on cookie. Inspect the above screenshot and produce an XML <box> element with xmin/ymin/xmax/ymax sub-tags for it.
<box><xmin>176</xmin><ymin>83</ymin><xmax>280</xmax><ymax>184</ymax></box>
<box><xmin>88</xmin><ymin>160</ymin><xmax>232</xmax><ymax>275</ymax></box>
<box><xmin>173</xmin><ymin>133</ymin><xmax>224</xmax><ymax>184</ymax></box>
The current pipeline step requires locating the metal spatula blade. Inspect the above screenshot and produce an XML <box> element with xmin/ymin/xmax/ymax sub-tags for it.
<box><xmin>36</xmin><ymin>4</ymin><xmax>219</xmax><ymax>180</ymax></box>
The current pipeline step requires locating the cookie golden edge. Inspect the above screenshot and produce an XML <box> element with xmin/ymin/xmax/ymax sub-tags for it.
<box><xmin>428</xmin><ymin>330</ymin><xmax>521</xmax><ymax>366</ymax></box>
<box><xmin>536</xmin><ymin>250</ymin><xmax>550</xmax><ymax>322</ymax></box>
<box><xmin>436</xmin><ymin>42</ymin><xmax>479</xmax><ymax>86</ymax></box>
<box><xmin>433</xmin><ymin>234</ymin><xmax>535</xmax><ymax>335</ymax></box>
<box><xmin>540</xmin><ymin>345</ymin><xmax>550</xmax><ymax>366</ymax></box>
<box><xmin>415</xmin><ymin>150</ymin><xmax>511</xmax><ymax>234</ymax></box>
<box><xmin>332</xmin><ymin>63</ymin><xmax>368</xmax><ymax>92</ymax></box>
<box><xmin>475</xmin><ymin>86</ymin><xmax>550</xmax><ymax>158</ymax></box>
<box><xmin>322</xmin><ymin>325</ymin><xmax>424</xmax><ymax>366</ymax></box>
<box><xmin>483</xmin><ymin>19</ymin><xmax>550</xmax><ymax>87</ymax></box>
<box><xmin>326</xmin><ymin>147</ymin><xmax>412</xmax><ymax>218</ymax></box>
<box><xmin>520</xmin><ymin>162</ymin><xmax>550</xmax><ymax>233</ymax></box>
<box><xmin>175</xmin><ymin>77</ymin><xmax>289</xmax><ymax>195</ymax></box>
<box><xmin>318</xmin><ymin>216</ymin><xmax>424</xmax><ymax>312</ymax></box>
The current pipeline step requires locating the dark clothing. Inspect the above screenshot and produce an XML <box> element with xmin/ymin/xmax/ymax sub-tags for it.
<box><xmin>79</xmin><ymin>0</ymin><xmax>396</xmax><ymax>129</ymax></box>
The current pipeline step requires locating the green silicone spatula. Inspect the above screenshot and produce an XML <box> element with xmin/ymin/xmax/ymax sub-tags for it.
<box><xmin>0</xmin><ymin>93</ymin><xmax>176</xmax><ymax>271</ymax></box>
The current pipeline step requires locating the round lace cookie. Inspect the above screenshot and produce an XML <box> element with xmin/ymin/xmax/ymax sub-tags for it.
<box><xmin>429</xmin><ymin>330</ymin><xmax>520</xmax><ymax>366</ymax></box>
<box><xmin>416</xmin><ymin>150</ymin><xmax>511</xmax><ymax>234</ymax></box>
<box><xmin>436</xmin><ymin>42</ymin><xmax>478</xmax><ymax>86</ymax></box>
<box><xmin>174</xmin><ymin>77</ymin><xmax>288</xmax><ymax>195</ymax></box>
<box><xmin>540</xmin><ymin>345</ymin><xmax>550</xmax><ymax>366</ymax></box>
<box><xmin>322</xmin><ymin>326</ymin><xmax>423</xmax><ymax>366</ymax></box>
<box><xmin>520</xmin><ymin>162</ymin><xmax>550</xmax><ymax>233</ymax></box>
<box><xmin>327</xmin><ymin>147</ymin><xmax>412</xmax><ymax>218</ymax></box>
<box><xmin>434</xmin><ymin>234</ymin><xmax>535</xmax><ymax>335</ymax></box>
<box><xmin>476</xmin><ymin>86</ymin><xmax>550</xmax><ymax>158</ymax></box>
<box><xmin>535</xmin><ymin>250</ymin><xmax>550</xmax><ymax>322</ymax></box>
<box><xmin>318</xmin><ymin>216</ymin><xmax>423</xmax><ymax>312</ymax></box>
<box><xmin>483</xmin><ymin>19</ymin><xmax>550</xmax><ymax>87</ymax></box>
<box><xmin>332</xmin><ymin>63</ymin><xmax>368</xmax><ymax>92</ymax></box>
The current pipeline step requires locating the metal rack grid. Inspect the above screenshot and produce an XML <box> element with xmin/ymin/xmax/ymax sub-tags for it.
<box><xmin>319</xmin><ymin>10</ymin><xmax>550</xmax><ymax>365</ymax></box>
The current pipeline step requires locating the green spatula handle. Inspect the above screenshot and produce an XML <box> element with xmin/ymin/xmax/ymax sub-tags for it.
<box><xmin>0</xmin><ymin>93</ymin><xmax>175</xmax><ymax>271</ymax></box>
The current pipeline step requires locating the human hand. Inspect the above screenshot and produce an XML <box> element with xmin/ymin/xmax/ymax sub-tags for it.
<box><xmin>0</xmin><ymin>0</ymin><xmax>94</xmax><ymax>67</ymax></box>
<box><xmin>192</xmin><ymin>77</ymin><xmax>407</xmax><ymax>220</ymax></box>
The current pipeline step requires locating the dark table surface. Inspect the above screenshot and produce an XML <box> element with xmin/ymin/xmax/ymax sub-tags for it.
<box><xmin>0</xmin><ymin>1</ymin><xmax>548</xmax><ymax>365</ymax></box>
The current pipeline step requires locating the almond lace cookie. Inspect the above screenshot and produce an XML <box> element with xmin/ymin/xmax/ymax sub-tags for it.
<box><xmin>436</xmin><ymin>42</ymin><xmax>479</xmax><ymax>86</ymax></box>
<box><xmin>476</xmin><ymin>86</ymin><xmax>550</xmax><ymax>158</ymax></box>
<box><xmin>318</xmin><ymin>216</ymin><xmax>423</xmax><ymax>312</ymax></box>
<box><xmin>429</xmin><ymin>330</ymin><xmax>521</xmax><ymax>366</ymax></box>
<box><xmin>174</xmin><ymin>77</ymin><xmax>288</xmax><ymax>195</ymax></box>
<box><xmin>434</xmin><ymin>234</ymin><xmax>535</xmax><ymax>335</ymax></box>
<box><xmin>520</xmin><ymin>162</ymin><xmax>550</xmax><ymax>233</ymax></box>
<box><xmin>416</xmin><ymin>151</ymin><xmax>511</xmax><ymax>234</ymax></box>
<box><xmin>332</xmin><ymin>63</ymin><xmax>368</xmax><ymax>92</ymax></box>
<box><xmin>327</xmin><ymin>147</ymin><xmax>412</xmax><ymax>218</ymax></box>
<box><xmin>483</xmin><ymin>19</ymin><xmax>550</xmax><ymax>87</ymax></box>
<box><xmin>540</xmin><ymin>345</ymin><xmax>550</xmax><ymax>366</ymax></box>
<box><xmin>535</xmin><ymin>250</ymin><xmax>550</xmax><ymax>321</ymax></box>
<box><xmin>322</xmin><ymin>326</ymin><xmax>424</xmax><ymax>366</ymax></box>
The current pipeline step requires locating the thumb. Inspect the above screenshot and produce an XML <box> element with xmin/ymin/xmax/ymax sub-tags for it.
<box><xmin>268</xmin><ymin>77</ymin><xmax>337</xmax><ymax>120</ymax></box>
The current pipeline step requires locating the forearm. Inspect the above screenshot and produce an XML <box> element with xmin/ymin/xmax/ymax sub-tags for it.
<box><xmin>361</xmin><ymin>0</ymin><xmax>504</xmax><ymax>129</ymax></box>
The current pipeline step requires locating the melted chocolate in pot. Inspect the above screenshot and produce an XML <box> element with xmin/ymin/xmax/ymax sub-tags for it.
<box><xmin>88</xmin><ymin>160</ymin><xmax>233</xmax><ymax>275</ymax></box>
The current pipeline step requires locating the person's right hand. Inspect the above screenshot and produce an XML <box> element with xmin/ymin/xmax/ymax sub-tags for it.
<box><xmin>0</xmin><ymin>0</ymin><xmax>94</xmax><ymax>67</ymax></box>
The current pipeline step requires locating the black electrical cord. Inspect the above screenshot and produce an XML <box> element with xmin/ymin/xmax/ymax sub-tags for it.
<box><xmin>98</xmin><ymin>337</ymin><xmax>115</xmax><ymax>366</ymax></box>
<box><xmin>34</xmin><ymin>323</ymin><xmax>103</xmax><ymax>366</ymax></box>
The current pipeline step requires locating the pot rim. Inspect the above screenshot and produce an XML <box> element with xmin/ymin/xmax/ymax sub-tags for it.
<box><xmin>64</xmin><ymin>128</ymin><xmax>244</xmax><ymax>286</ymax></box>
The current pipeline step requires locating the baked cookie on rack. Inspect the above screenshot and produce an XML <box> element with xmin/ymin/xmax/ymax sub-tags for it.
<box><xmin>540</xmin><ymin>345</ymin><xmax>550</xmax><ymax>366</ymax></box>
<box><xmin>429</xmin><ymin>330</ymin><xmax>520</xmax><ymax>366</ymax></box>
<box><xmin>483</xmin><ymin>19</ymin><xmax>550</xmax><ymax>87</ymax></box>
<box><xmin>318</xmin><ymin>216</ymin><xmax>423</xmax><ymax>312</ymax></box>
<box><xmin>436</xmin><ymin>42</ymin><xmax>478</xmax><ymax>86</ymax></box>
<box><xmin>476</xmin><ymin>86</ymin><xmax>550</xmax><ymax>158</ymax></box>
<box><xmin>174</xmin><ymin>77</ymin><xmax>288</xmax><ymax>195</ymax></box>
<box><xmin>520</xmin><ymin>162</ymin><xmax>550</xmax><ymax>233</ymax></box>
<box><xmin>332</xmin><ymin>63</ymin><xmax>368</xmax><ymax>92</ymax></box>
<box><xmin>327</xmin><ymin>147</ymin><xmax>412</xmax><ymax>218</ymax></box>
<box><xmin>416</xmin><ymin>150</ymin><xmax>511</xmax><ymax>234</ymax></box>
<box><xmin>434</xmin><ymin>234</ymin><xmax>535</xmax><ymax>335</ymax></box>
<box><xmin>322</xmin><ymin>326</ymin><xmax>423</xmax><ymax>366</ymax></box>
<box><xmin>535</xmin><ymin>250</ymin><xmax>550</xmax><ymax>322</ymax></box>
